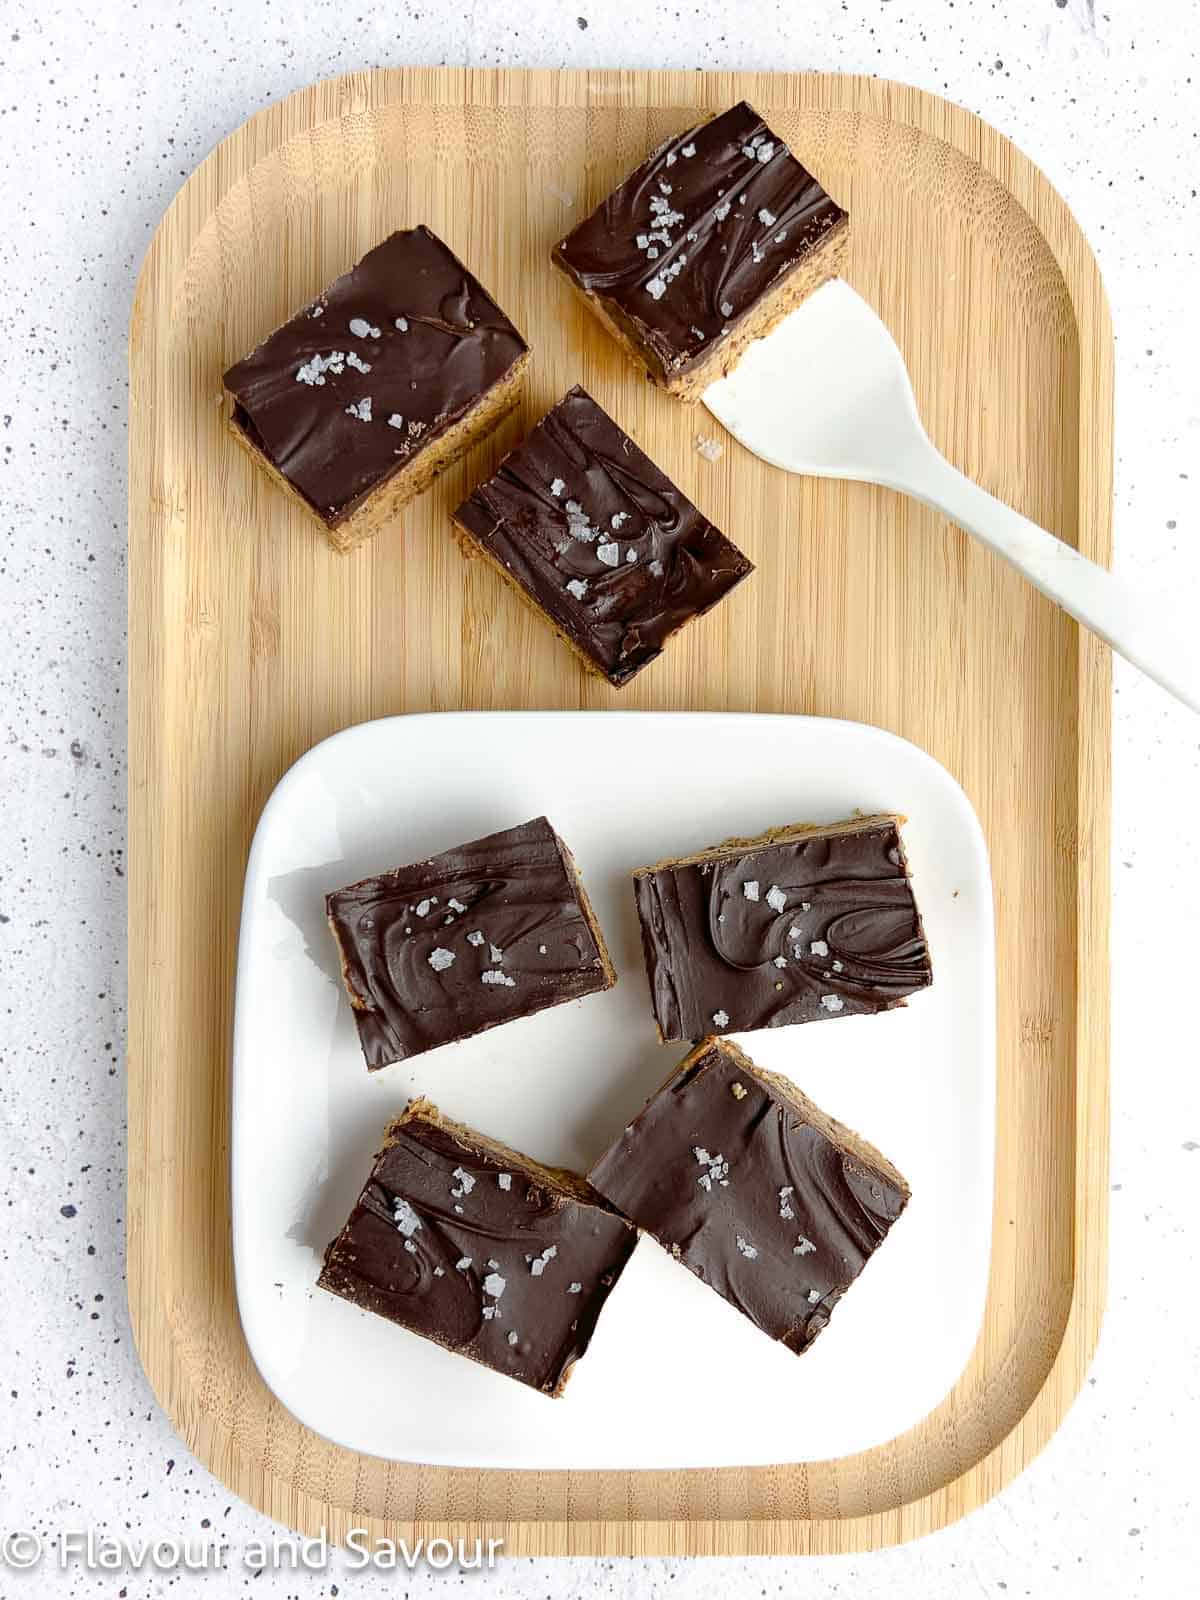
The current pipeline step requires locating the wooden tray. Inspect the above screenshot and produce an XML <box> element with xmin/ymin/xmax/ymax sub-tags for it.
<box><xmin>127</xmin><ymin>67</ymin><xmax>1111</xmax><ymax>1556</ymax></box>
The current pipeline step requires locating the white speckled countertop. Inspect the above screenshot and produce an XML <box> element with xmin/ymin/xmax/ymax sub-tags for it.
<box><xmin>1</xmin><ymin>0</ymin><xmax>1197</xmax><ymax>1594</ymax></box>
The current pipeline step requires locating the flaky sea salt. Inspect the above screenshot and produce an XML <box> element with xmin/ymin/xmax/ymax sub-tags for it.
<box><xmin>720</xmin><ymin>299</ymin><xmax>734</xmax><ymax>317</ymax></box>
<box><xmin>497</xmin><ymin>1173</ymin><xmax>512</xmax><ymax>1191</ymax></box>
<box><xmin>450</xmin><ymin>1166</ymin><xmax>475</xmax><ymax>1199</ymax></box>
<box><xmin>742</xmin><ymin>881</ymin><xmax>760</xmax><ymax>902</ymax></box>
<box><xmin>793</xmin><ymin>1237</ymin><xmax>816</xmax><ymax>1257</ymax></box>
<box><xmin>757</xmin><ymin>207</ymin><xmax>777</xmax><ymax>227</ymax></box>
<box><xmin>779</xmin><ymin>1186</ymin><xmax>795</xmax><ymax>1220</ymax></box>
<box><xmin>549</xmin><ymin>477</ymin><xmax>566</xmax><ymax>497</ymax></box>
<box><xmin>736</xmin><ymin>1236</ymin><xmax>759</xmax><ymax>1260</ymax></box>
<box><xmin>568</xmin><ymin>1282</ymin><xmax>582</xmax><ymax>1294</ymax></box>
<box><xmin>427</xmin><ymin>947</ymin><xmax>455</xmax><ymax>972</ymax></box>
<box><xmin>712</xmin><ymin>1010</ymin><xmax>730</xmax><ymax>1028</ymax></box>
<box><xmin>456</xmin><ymin>1257</ymin><xmax>472</xmax><ymax>1271</ymax></box>
<box><xmin>810</xmin><ymin>940</ymin><xmax>829</xmax><ymax>958</ymax></box>
<box><xmin>387</xmin><ymin>413</ymin><xmax>404</xmax><ymax>429</ymax></box>
<box><xmin>530</xmin><ymin>1246</ymin><xmax>557</xmax><ymax>1278</ymax></box>
<box><xmin>766</xmin><ymin>885</ymin><xmax>787</xmax><ymax>913</ymax></box>
<box><xmin>345</xmin><ymin>351</ymin><xmax>371</xmax><ymax>373</ymax></box>
<box><xmin>394</xmin><ymin>317</ymin><xmax>409</xmax><ymax>332</ymax></box>
<box><xmin>681</xmin><ymin>142</ymin><xmax>696</xmax><ymax>157</ymax></box>
<box><xmin>392</xmin><ymin>1198</ymin><xmax>421</xmax><ymax>1238</ymax></box>
<box><xmin>349</xmin><ymin>317</ymin><xmax>380</xmax><ymax>338</ymax></box>
<box><xmin>344</xmin><ymin>397</ymin><xmax>373</xmax><ymax>422</ymax></box>
<box><xmin>482</xmin><ymin>969</ymin><xmax>516</xmax><ymax>987</ymax></box>
<box><xmin>820</xmin><ymin>994</ymin><xmax>845</xmax><ymax>1014</ymax></box>
<box><xmin>467</xmin><ymin>930</ymin><xmax>485</xmax><ymax>946</ymax></box>
<box><xmin>483</xmin><ymin>1272</ymin><xmax>506</xmax><ymax>1299</ymax></box>
<box><xmin>566</xmin><ymin>578</ymin><xmax>589</xmax><ymax>601</ymax></box>
<box><xmin>596</xmin><ymin>541</ymin><xmax>620</xmax><ymax>567</ymax></box>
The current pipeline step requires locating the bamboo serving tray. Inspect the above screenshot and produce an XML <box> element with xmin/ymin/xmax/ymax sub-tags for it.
<box><xmin>127</xmin><ymin>67</ymin><xmax>1111</xmax><ymax>1556</ymax></box>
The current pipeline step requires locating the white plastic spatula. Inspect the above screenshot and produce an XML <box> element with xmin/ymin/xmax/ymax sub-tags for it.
<box><xmin>703</xmin><ymin>279</ymin><xmax>1199</xmax><ymax>714</ymax></box>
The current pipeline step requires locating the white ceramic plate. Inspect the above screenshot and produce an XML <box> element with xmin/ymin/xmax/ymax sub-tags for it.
<box><xmin>232</xmin><ymin>711</ymin><xmax>994</xmax><ymax>1469</ymax></box>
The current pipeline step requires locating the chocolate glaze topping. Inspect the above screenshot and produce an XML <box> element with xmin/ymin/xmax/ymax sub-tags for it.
<box><xmin>326</xmin><ymin>817</ymin><xmax>612</xmax><ymax>1070</ymax></box>
<box><xmin>554</xmin><ymin>101</ymin><xmax>846</xmax><ymax>383</ymax></box>
<box><xmin>320</xmin><ymin>1107</ymin><xmax>637</xmax><ymax>1395</ymax></box>
<box><xmin>454</xmin><ymin>385</ymin><xmax>753</xmax><ymax>686</ymax></box>
<box><xmin>634</xmin><ymin>817</ymin><xmax>932</xmax><ymax>1042</ymax></box>
<box><xmin>224</xmin><ymin>226</ymin><xmax>528</xmax><ymax>524</ymax></box>
<box><xmin>589</xmin><ymin>1040</ymin><xmax>908</xmax><ymax>1355</ymax></box>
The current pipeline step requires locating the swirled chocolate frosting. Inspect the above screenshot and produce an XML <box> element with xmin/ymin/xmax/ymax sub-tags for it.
<box><xmin>553</xmin><ymin>101</ymin><xmax>847</xmax><ymax>384</ymax></box>
<box><xmin>326</xmin><ymin>816</ymin><xmax>614</xmax><ymax>1071</ymax></box>
<box><xmin>588</xmin><ymin>1038</ymin><xmax>909</xmax><ymax>1355</ymax></box>
<box><xmin>319</xmin><ymin>1103</ymin><xmax>637</xmax><ymax>1396</ymax></box>
<box><xmin>453</xmin><ymin>385</ymin><xmax>753</xmax><ymax>686</ymax></box>
<box><xmin>223</xmin><ymin>226</ymin><xmax>528</xmax><ymax>525</ymax></box>
<box><xmin>633</xmin><ymin>815</ymin><xmax>932</xmax><ymax>1042</ymax></box>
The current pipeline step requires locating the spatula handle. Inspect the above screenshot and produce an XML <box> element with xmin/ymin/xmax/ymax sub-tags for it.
<box><xmin>911</xmin><ymin>451</ymin><xmax>1199</xmax><ymax>714</ymax></box>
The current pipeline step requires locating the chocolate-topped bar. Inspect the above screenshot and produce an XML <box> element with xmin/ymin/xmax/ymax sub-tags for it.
<box><xmin>553</xmin><ymin>101</ymin><xmax>848</xmax><ymax>401</ymax></box>
<box><xmin>452</xmin><ymin>385</ymin><xmax>753</xmax><ymax>687</ymax></box>
<box><xmin>224</xmin><ymin>227</ymin><xmax>530</xmax><ymax>552</ymax></box>
<box><xmin>634</xmin><ymin>814</ymin><xmax>932</xmax><ymax>1042</ymax></box>
<box><xmin>589</xmin><ymin>1038</ymin><xmax>909</xmax><ymax>1356</ymax></box>
<box><xmin>320</xmin><ymin>1100</ymin><xmax>637</xmax><ymax>1396</ymax></box>
<box><xmin>326</xmin><ymin>816</ymin><xmax>616</xmax><ymax>1070</ymax></box>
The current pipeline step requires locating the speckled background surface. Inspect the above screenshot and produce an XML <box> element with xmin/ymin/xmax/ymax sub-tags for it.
<box><xmin>1</xmin><ymin>0</ymin><xmax>1198</xmax><ymax>1594</ymax></box>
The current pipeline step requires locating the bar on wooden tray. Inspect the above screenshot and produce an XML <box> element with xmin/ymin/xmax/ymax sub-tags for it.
<box><xmin>224</xmin><ymin>226</ymin><xmax>530</xmax><ymax>552</ymax></box>
<box><xmin>452</xmin><ymin>384</ymin><xmax>753</xmax><ymax>687</ymax></box>
<box><xmin>553</xmin><ymin>101</ymin><xmax>848</xmax><ymax>401</ymax></box>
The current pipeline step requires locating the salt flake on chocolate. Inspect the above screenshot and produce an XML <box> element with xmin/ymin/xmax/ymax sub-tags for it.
<box><xmin>344</xmin><ymin>397</ymin><xmax>373</xmax><ymax>422</ymax></box>
<box><xmin>427</xmin><ymin>947</ymin><xmax>455</xmax><ymax>972</ymax></box>
<box><xmin>736</xmin><ymin>1236</ymin><xmax>759</xmax><ymax>1260</ymax></box>
<box><xmin>712</xmin><ymin>1009</ymin><xmax>730</xmax><ymax>1027</ymax></box>
<box><xmin>820</xmin><ymin>994</ymin><xmax>845</xmax><ymax>1014</ymax></box>
<box><xmin>392</xmin><ymin>1198</ymin><xmax>422</xmax><ymax>1237</ymax></box>
<box><xmin>742</xmin><ymin>881</ymin><xmax>760</xmax><ymax>902</ymax></box>
<box><xmin>765</xmin><ymin>885</ymin><xmax>787</xmax><ymax>913</ymax></box>
<box><xmin>566</xmin><ymin>578</ymin><xmax>589</xmax><ymax>601</ymax></box>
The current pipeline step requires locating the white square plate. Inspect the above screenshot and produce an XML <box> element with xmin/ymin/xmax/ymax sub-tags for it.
<box><xmin>232</xmin><ymin>711</ymin><xmax>994</xmax><ymax>1469</ymax></box>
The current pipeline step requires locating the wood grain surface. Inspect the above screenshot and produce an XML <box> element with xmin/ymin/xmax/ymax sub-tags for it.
<box><xmin>127</xmin><ymin>67</ymin><xmax>1112</xmax><ymax>1556</ymax></box>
